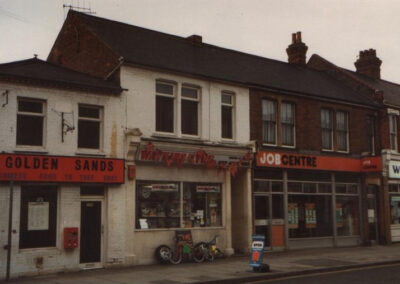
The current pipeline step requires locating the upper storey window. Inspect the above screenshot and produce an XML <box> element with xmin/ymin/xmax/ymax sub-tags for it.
<box><xmin>389</xmin><ymin>114</ymin><xmax>398</xmax><ymax>151</ymax></box>
<box><xmin>78</xmin><ymin>105</ymin><xmax>103</xmax><ymax>150</ymax></box>
<box><xmin>262</xmin><ymin>99</ymin><xmax>277</xmax><ymax>145</ymax></box>
<box><xmin>17</xmin><ymin>98</ymin><xmax>45</xmax><ymax>146</ymax></box>
<box><xmin>366</xmin><ymin>115</ymin><xmax>375</xmax><ymax>154</ymax></box>
<box><xmin>221</xmin><ymin>92</ymin><xmax>234</xmax><ymax>139</ymax></box>
<box><xmin>181</xmin><ymin>86</ymin><xmax>199</xmax><ymax>136</ymax></box>
<box><xmin>321</xmin><ymin>108</ymin><xmax>333</xmax><ymax>150</ymax></box>
<box><xmin>336</xmin><ymin>111</ymin><xmax>349</xmax><ymax>152</ymax></box>
<box><xmin>281</xmin><ymin>102</ymin><xmax>295</xmax><ymax>147</ymax></box>
<box><xmin>156</xmin><ymin>82</ymin><xmax>175</xmax><ymax>133</ymax></box>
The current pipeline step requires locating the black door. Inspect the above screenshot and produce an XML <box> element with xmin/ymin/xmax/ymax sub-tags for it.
<box><xmin>80</xmin><ymin>201</ymin><xmax>101</xmax><ymax>263</ymax></box>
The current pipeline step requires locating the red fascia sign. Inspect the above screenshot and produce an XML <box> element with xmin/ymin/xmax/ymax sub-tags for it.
<box><xmin>256</xmin><ymin>151</ymin><xmax>382</xmax><ymax>173</ymax></box>
<box><xmin>140</xmin><ymin>142</ymin><xmax>252</xmax><ymax>176</ymax></box>
<box><xmin>0</xmin><ymin>154</ymin><xmax>124</xmax><ymax>183</ymax></box>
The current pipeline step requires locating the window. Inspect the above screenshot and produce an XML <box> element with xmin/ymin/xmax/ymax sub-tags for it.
<box><xmin>336</xmin><ymin>111</ymin><xmax>348</xmax><ymax>151</ymax></box>
<box><xmin>389</xmin><ymin>114</ymin><xmax>398</xmax><ymax>151</ymax></box>
<box><xmin>221</xmin><ymin>92</ymin><xmax>234</xmax><ymax>139</ymax></box>
<box><xmin>78</xmin><ymin>105</ymin><xmax>102</xmax><ymax>149</ymax></box>
<box><xmin>181</xmin><ymin>86</ymin><xmax>199</xmax><ymax>135</ymax></box>
<box><xmin>136</xmin><ymin>181</ymin><xmax>222</xmax><ymax>229</ymax></box>
<box><xmin>366</xmin><ymin>115</ymin><xmax>375</xmax><ymax>154</ymax></box>
<box><xmin>16</xmin><ymin>98</ymin><xmax>45</xmax><ymax>146</ymax></box>
<box><xmin>321</xmin><ymin>109</ymin><xmax>333</xmax><ymax>150</ymax></box>
<box><xmin>262</xmin><ymin>100</ymin><xmax>277</xmax><ymax>144</ymax></box>
<box><xmin>281</xmin><ymin>102</ymin><xmax>295</xmax><ymax>146</ymax></box>
<box><xmin>156</xmin><ymin>82</ymin><xmax>175</xmax><ymax>133</ymax></box>
<box><xmin>19</xmin><ymin>185</ymin><xmax>57</xmax><ymax>248</ymax></box>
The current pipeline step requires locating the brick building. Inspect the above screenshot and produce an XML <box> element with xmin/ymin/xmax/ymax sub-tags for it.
<box><xmin>309</xmin><ymin>48</ymin><xmax>400</xmax><ymax>245</ymax></box>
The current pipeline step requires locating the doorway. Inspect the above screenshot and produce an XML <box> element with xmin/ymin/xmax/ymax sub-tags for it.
<box><xmin>80</xmin><ymin>200</ymin><xmax>102</xmax><ymax>265</ymax></box>
<box><xmin>367</xmin><ymin>185</ymin><xmax>379</xmax><ymax>243</ymax></box>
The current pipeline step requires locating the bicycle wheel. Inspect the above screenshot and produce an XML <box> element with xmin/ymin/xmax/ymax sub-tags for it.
<box><xmin>193</xmin><ymin>242</ymin><xmax>206</xmax><ymax>263</ymax></box>
<box><xmin>155</xmin><ymin>245</ymin><xmax>171</xmax><ymax>264</ymax></box>
<box><xmin>169</xmin><ymin>246</ymin><xmax>183</xmax><ymax>264</ymax></box>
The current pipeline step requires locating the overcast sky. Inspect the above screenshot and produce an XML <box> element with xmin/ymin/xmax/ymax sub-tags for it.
<box><xmin>1</xmin><ymin>0</ymin><xmax>400</xmax><ymax>82</ymax></box>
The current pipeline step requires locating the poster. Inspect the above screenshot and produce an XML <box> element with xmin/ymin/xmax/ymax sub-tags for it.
<box><xmin>28</xmin><ymin>202</ymin><xmax>49</xmax><ymax>231</ymax></box>
<box><xmin>305</xmin><ymin>203</ymin><xmax>317</xmax><ymax>228</ymax></box>
<box><xmin>336</xmin><ymin>203</ymin><xmax>343</xmax><ymax>227</ymax></box>
<box><xmin>288</xmin><ymin>203</ymin><xmax>299</xmax><ymax>229</ymax></box>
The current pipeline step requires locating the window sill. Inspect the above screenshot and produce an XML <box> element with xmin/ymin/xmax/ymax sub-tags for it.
<box><xmin>153</xmin><ymin>131</ymin><xmax>177</xmax><ymax>138</ymax></box>
<box><xmin>14</xmin><ymin>147</ymin><xmax>48</xmax><ymax>154</ymax></box>
<box><xmin>321</xmin><ymin>149</ymin><xmax>334</xmax><ymax>153</ymax></box>
<box><xmin>262</xmin><ymin>143</ymin><xmax>278</xmax><ymax>147</ymax></box>
<box><xmin>18</xmin><ymin>247</ymin><xmax>59</xmax><ymax>254</ymax></box>
<box><xmin>337</xmin><ymin>150</ymin><xmax>350</xmax><ymax>154</ymax></box>
<box><xmin>75</xmin><ymin>149</ymin><xmax>106</xmax><ymax>157</ymax></box>
<box><xmin>281</xmin><ymin>145</ymin><xmax>296</xmax><ymax>149</ymax></box>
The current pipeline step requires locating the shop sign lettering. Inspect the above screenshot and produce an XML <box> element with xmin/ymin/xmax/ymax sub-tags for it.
<box><xmin>257</xmin><ymin>151</ymin><xmax>382</xmax><ymax>172</ymax></box>
<box><xmin>0</xmin><ymin>154</ymin><xmax>124</xmax><ymax>183</ymax></box>
<box><xmin>140</xmin><ymin>142</ymin><xmax>251</xmax><ymax>176</ymax></box>
<box><xmin>389</xmin><ymin>161</ymin><xmax>400</xmax><ymax>179</ymax></box>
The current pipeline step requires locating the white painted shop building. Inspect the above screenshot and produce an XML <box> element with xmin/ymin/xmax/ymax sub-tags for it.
<box><xmin>0</xmin><ymin>58</ymin><xmax>126</xmax><ymax>279</ymax></box>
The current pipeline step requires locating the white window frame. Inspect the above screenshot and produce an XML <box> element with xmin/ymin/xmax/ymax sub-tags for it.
<box><xmin>262</xmin><ymin>99</ymin><xmax>277</xmax><ymax>146</ymax></box>
<box><xmin>281</xmin><ymin>102</ymin><xmax>296</xmax><ymax>148</ymax></box>
<box><xmin>321</xmin><ymin>108</ymin><xmax>333</xmax><ymax>151</ymax></box>
<box><xmin>336</xmin><ymin>110</ymin><xmax>349</xmax><ymax>153</ymax></box>
<box><xmin>221</xmin><ymin>91</ymin><xmax>235</xmax><ymax>140</ymax></box>
<box><xmin>78</xmin><ymin>104</ymin><xmax>103</xmax><ymax>151</ymax></box>
<box><xmin>180</xmin><ymin>85</ymin><xmax>200</xmax><ymax>137</ymax></box>
<box><xmin>155</xmin><ymin>81</ymin><xmax>176</xmax><ymax>135</ymax></box>
<box><xmin>16</xmin><ymin>97</ymin><xmax>46</xmax><ymax>148</ymax></box>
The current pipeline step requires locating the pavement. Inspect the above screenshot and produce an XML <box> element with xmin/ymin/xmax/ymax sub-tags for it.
<box><xmin>3</xmin><ymin>244</ymin><xmax>400</xmax><ymax>284</ymax></box>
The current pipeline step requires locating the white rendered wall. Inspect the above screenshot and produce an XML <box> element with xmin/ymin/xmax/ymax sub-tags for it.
<box><xmin>120</xmin><ymin>66</ymin><xmax>250</xmax><ymax>144</ymax></box>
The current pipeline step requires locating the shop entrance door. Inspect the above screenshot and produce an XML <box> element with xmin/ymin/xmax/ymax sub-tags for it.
<box><xmin>367</xmin><ymin>186</ymin><xmax>379</xmax><ymax>243</ymax></box>
<box><xmin>254</xmin><ymin>195</ymin><xmax>271</xmax><ymax>249</ymax></box>
<box><xmin>80</xmin><ymin>200</ymin><xmax>102</xmax><ymax>266</ymax></box>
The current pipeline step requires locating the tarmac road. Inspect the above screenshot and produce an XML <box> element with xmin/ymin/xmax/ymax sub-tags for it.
<box><xmin>248</xmin><ymin>263</ymin><xmax>400</xmax><ymax>284</ymax></box>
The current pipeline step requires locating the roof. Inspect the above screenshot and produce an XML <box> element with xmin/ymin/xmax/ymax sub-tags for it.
<box><xmin>66</xmin><ymin>10</ymin><xmax>377</xmax><ymax>107</ymax></box>
<box><xmin>341</xmin><ymin>69</ymin><xmax>400</xmax><ymax>106</ymax></box>
<box><xmin>0</xmin><ymin>58</ymin><xmax>122</xmax><ymax>94</ymax></box>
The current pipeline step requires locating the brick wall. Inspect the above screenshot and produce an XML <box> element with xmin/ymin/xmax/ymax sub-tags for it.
<box><xmin>47</xmin><ymin>14</ymin><xmax>120</xmax><ymax>80</ymax></box>
<box><xmin>250</xmin><ymin>88</ymin><xmax>378</xmax><ymax>155</ymax></box>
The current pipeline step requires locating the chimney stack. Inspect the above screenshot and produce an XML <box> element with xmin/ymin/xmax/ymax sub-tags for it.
<box><xmin>354</xmin><ymin>49</ymin><xmax>382</xmax><ymax>80</ymax></box>
<box><xmin>286</xmin><ymin>31</ymin><xmax>308</xmax><ymax>66</ymax></box>
<box><xmin>186</xmin><ymin>34</ymin><xmax>202</xmax><ymax>45</ymax></box>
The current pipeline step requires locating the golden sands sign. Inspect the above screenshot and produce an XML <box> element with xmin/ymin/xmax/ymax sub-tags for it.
<box><xmin>0</xmin><ymin>154</ymin><xmax>124</xmax><ymax>183</ymax></box>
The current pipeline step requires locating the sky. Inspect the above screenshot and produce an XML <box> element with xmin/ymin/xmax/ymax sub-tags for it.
<box><xmin>1</xmin><ymin>0</ymin><xmax>400</xmax><ymax>82</ymax></box>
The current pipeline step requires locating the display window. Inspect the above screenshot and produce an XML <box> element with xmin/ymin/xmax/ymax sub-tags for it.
<box><xmin>390</xmin><ymin>195</ymin><xmax>400</xmax><ymax>225</ymax></box>
<box><xmin>136</xmin><ymin>181</ymin><xmax>222</xmax><ymax>229</ymax></box>
<box><xmin>288</xmin><ymin>195</ymin><xmax>333</xmax><ymax>238</ymax></box>
<box><xmin>19</xmin><ymin>185</ymin><xmax>58</xmax><ymax>249</ymax></box>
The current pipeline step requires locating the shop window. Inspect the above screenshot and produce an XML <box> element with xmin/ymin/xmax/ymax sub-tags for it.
<box><xmin>288</xmin><ymin>182</ymin><xmax>302</xmax><ymax>193</ymax></box>
<box><xmin>336</xmin><ymin>111</ymin><xmax>348</xmax><ymax>152</ymax></box>
<box><xmin>321</xmin><ymin>108</ymin><xmax>333</xmax><ymax>150</ymax></box>
<box><xmin>78</xmin><ymin>105</ymin><xmax>102</xmax><ymax>149</ymax></box>
<box><xmin>389</xmin><ymin>114</ymin><xmax>398</xmax><ymax>151</ymax></box>
<box><xmin>288</xmin><ymin>170</ymin><xmax>331</xmax><ymax>181</ymax></box>
<box><xmin>221</xmin><ymin>92</ymin><xmax>234</xmax><ymax>139</ymax></box>
<box><xmin>135</xmin><ymin>181</ymin><xmax>222</xmax><ymax>229</ymax></box>
<box><xmin>336</xmin><ymin>196</ymin><xmax>360</xmax><ymax>236</ymax></box>
<box><xmin>390</xmin><ymin>195</ymin><xmax>400</xmax><ymax>224</ymax></box>
<box><xmin>366</xmin><ymin>115</ymin><xmax>375</xmax><ymax>154</ymax></box>
<box><xmin>281</xmin><ymin>102</ymin><xmax>295</xmax><ymax>146</ymax></box>
<box><xmin>19</xmin><ymin>185</ymin><xmax>57</xmax><ymax>249</ymax></box>
<box><xmin>182</xmin><ymin>183</ymin><xmax>222</xmax><ymax>228</ymax></box>
<box><xmin>389</xmin><ymin>184</ymin><xmax>400</xmax><ymax>193</ymax></box>
<box><xmin>262</xmin><ymin>99</ymin><xmax>277</xmax><ymax>145</ymax></box>
<box><xmin>254</xmin><ymin>168</ymin><xmax>283</xmax><ymax>180</ymax></box>
<box><xmin>181</xmin><ymin>86</ymin><xmax>199</xmax><ymax>136</ymax></box>
<box><xmin>16</xmin><ymin>98</ymin><xmax>45</xmax><ymax>146</ymax></box>
<box><xmin>271</xmin><ymin>181</ymin><xmax>283</xmax><ymax>192</ymax></box>
<box><xmin>318</xmin><ymin>183</ymin><xmax>332</xmax><ymax>193</ymax></box>
<box><xmin>156</xmin><ymin>81</ymin><xmax>175</xmax><ymax>133</ymax></box>
<box><xmin>288</xmin><ymin>195</ymin><xmax>333</xmax><ymax>238</ymax></box>
<box><xmin>272</xmin><ymin>194</ymin><xmax>284</xmax><ymax>219</ymax></box>
<box><xmin>254</xmin><ymin>180</ymin><xmax>270</xmax><ymax>192</ymax></box>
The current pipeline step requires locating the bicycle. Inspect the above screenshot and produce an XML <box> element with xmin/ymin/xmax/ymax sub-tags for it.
<box><xmin>196</xmin><ymin>235</ymin><xmax>224</xmax><ymax>262</ymax></box>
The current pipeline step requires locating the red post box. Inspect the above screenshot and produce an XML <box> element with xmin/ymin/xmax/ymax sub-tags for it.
<box><xmin>63</xmin><ymin>227</ymin><xmax>79</xmax><ymax>249</ymax></box>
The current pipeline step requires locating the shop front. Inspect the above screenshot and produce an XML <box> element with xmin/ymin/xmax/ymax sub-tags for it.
<box><xmin>126</xmin><ymin>140</ymin><xmax>252</xmax><ymax>264</ymax></box>
<box><xmin>254</xmin><ymin>151</ymin><xmax>381</xmax><ymax>250</ymax></box>
<box><xmin>386</xmin><ymin>158</ymin><xmax>400</xmax><ymax>242</ymax></box>
<box><xmin>0</xmin><ymin>154</ymin><xmax>124</xmax><ymax>278</ymax></box>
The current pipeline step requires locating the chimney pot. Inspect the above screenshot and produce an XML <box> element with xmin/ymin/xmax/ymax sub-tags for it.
<box><xmin>286</xmin><ymin>31</ymin><xmax>308</xmax><ymax>66</ymax></box>
<box><xmin>355</xmin><ymin>48</ymin><xmax>382</xmax><ymax>80</ymax></box>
